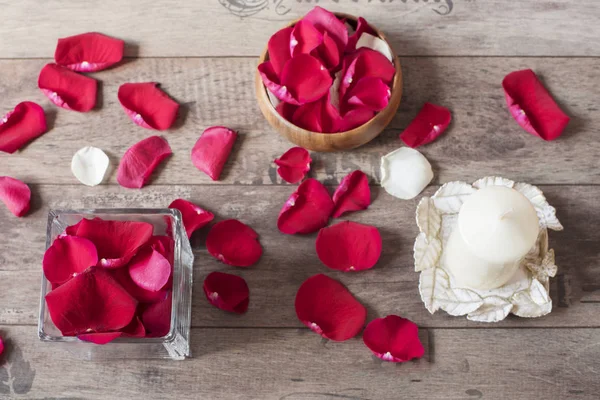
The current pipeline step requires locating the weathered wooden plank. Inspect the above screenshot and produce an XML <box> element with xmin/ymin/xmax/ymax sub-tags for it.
<box><xmin>1</xmin><ymin>57</ymin><xmax>599</xmax><ymax>185</ymax></box>
<box><xmin>0</xmin><ymin>184</ymin><xmax>597</xmax><ymax>328</ymax></box>
<box><xmin>2</xmin><ymin>1</ymin><xmax>600</xmax><ymax>57</ymax></box>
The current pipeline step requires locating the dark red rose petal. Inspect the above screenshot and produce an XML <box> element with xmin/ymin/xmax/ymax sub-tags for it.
<box><xmin>292</xmin><ymin>93</ymin><xmax>341</xmax><ymax>133</ymax></box>
<box><xmin>78</xmin><ymin>332</ymin><xmax>122</xmax><ymax>345</ymax></box>
<box><xmin>191</xmin><ymin>126</ymin><xmax>237</xmax><ymax>181</ymax></box>
<box><xmin>128</xmin><ymin>249</ymin><xmax>171</xmax><ymax>292</ymax></box>
<box><xmin>38</xmin><ymin>63</ymin><xmax>97</xmax><ymax>112</ymax></box>
<box><xmin>122</xmin><ymin>316</ymin><xmax>146</xmax><ymax>337</ymax></box>
<box><xmin>340</xmin><ymin>48</ymin><xmax>395</xmax><ymax>102</ymax></box>
<box><xmin>316</xmin><ymin>221</ymin><xmax>382</xmax><ymax>272</ymax></box>
<box><xmin>278</xmin><ymin>178</ymin><xmax>333</xmax><ymax>235</ymax></box>
<box><xmin>502</xmin><ymin>69</ymin><xmax>570</xmax><ymax>141</ymax></box>
<box><xmin>142</xmin><ymin>295</ymin><xmax>172</xmax><ymax>337</ymax></box>
<box><xmin>112</xmin><ymin>268</ymin><xmax>169</xmax><ymax>303</ymax></box>
<box><xmin>203</xmin><ymin>271</ymin><xmax>249</xmax><ymax>314</ymax></box>
<box><xmin>347</xmin><ymin>17</ymin><xmax>376</xmax><ymax>52</ymax></box>
<box><xmin>117</xmin><ymin>136</ymin><xmax>172</xmax><ymax>189</ymax></box>
<box><xmin>274</xmin><ymin>147</ymin><xmax>312</xmax><ymax>184</ymax></box>
<box><xmin>45</xmin><ymin>267</ymin><xmax>137</xmax><ymax>336</ymax></box>
<box><xmin>276</xmin><ymin>102</ymin><xmax>299</xmax><ymax>121</ymax></box>
<box><xmin>280</xmin><ymin>54</ymin><xmax>333</xmax><ymax>105</ymax></box>
<box><xmin>346</xmin><ymin>77</ymin><xmax>391</xmax><ymax>112</ymax></box>
<box><xmin>303</xmin><ymin>6</ymin><xmax>348</xmax><ymax>55</ymax></box>
<box><xmin>118</xmin><ymin>82</ymin><xmax>179</xmax><ymax>130</ymax></box>
<box><xmin>206</xmin><ymin>220</ymin><xmax>262</xmax><ymax>267</ymax></box>
<box><xmin>0</xmin><ymin>102</ymin><xmax>47</xmax><ymax>154</ymax></box>
<box><xmin>268</xmin><ymin>27</ymin><xmax>293</xmax><ymax>77</ymax></box>
<box><xmin>43</xmin><ymin>236</ymin><xmax>98</xmax><ymax>284</ymax></box>
<box><xmin>363</xmin><ymin>315</ymin><xmax>425</xmax><ymax>362</ymax></box>
<box><xmin>295</xmin><ymin>274</ymin><xmax>366</xmax><ymax>341</ymax></box>
<box><xmin>54</xmin><ymin>32</ymin><xmax>124</xmax><ymax>72</ymax></box>
<box><xmin>400</xmin><ymin>103</ymin><xmax>452</xmax><ymax>148</ymax></box>
<box><xmin>169</xmin><ymin>199</ymin><xmax>214</xmax><ymax>238</ymax></box>
<box><xmin>332</xmin><ymin>170</ymin><xmax>371</xmax><ymax>218</ymax></box>
<box><xmin>291</xmin><ymin>20</ymin><xmax>323</xmax><ymax>57</ymax></box>
<box><xmin>0</xmin><ymin>176</ymin><xmax>31</xmax><ymax>217</ymax></box>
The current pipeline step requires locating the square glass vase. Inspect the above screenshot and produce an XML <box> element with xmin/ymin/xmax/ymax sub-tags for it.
<box><xmin>38</xmin><ymin>209</ymin><xmax>194</xmax><ymax>360</ymax></box>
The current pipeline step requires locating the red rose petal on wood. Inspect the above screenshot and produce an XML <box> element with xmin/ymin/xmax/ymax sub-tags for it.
<box><xmin>292</xmin><ymin>93</ymin><xmax>341</xmax><ymax>133</ymax></box>
<box><xmin>0</xmin><ymin>336</ymin><xmax>4</xmax><ymax>356</ymax></box>
<box><xmin>346</xmin><ymin>77</ymin><xmax>391</xmax><ymax>112</ymax></box>
<box><xmin>203</xmin><ymin>272</ymin><xmax>249</xmax><ymax>314</ymax></box>
<box><xmin>142</xmin><ymin>295</ymin><xmax>172</xmax><ymax>337</ymax></box>
<box><xmin>303</xmin><ymin>6</ymin><xmax>348</xmax><ymax>54</ymax></box>
<box><xmin>128</xmin><ymin>249</ymin><xmax>171</xmax><ymax>292</ymax></box>
<box><xmin>400</xmin><ymin>102</ymin><xmax>452</xmax><ymax>148</ymax></box>
<box><xmin>169</xmin><ymin>199</ymin><xmax>214</xmax><ymax>238</ymax></box>
<box><xmin>332</xmin><ymin>170</ymin><xmax>371</xmax><ymax>218</ymax></box>
<box><xmin>117</xmin><ymin>136</ymin><xmax>172</xmax><ymax>188</ymax></box>
<box><xmin>268</xmin><ymin>27</ymin><xmax>293</xmax><ymax>77</ymax></box>
<box><xmin>316</xmin><ymin>221</ymin><xmax>382</xmax><ymax>272</ymax></box>
<box><xmin>0</xmin><ymin>102</ymin><xmax>47</xmax><ymax>154</ymax></box>
<box><xmin>0</xmin><ymin>176</ymin><xmax>31</xmax><ymax>217</ymax></box>
<box><xmin>363</xmin><ymin>315</ymin><xmax>425</xmax><ymax>362</ymax></box>
<box><xmin>291</xmin><ymin>20</ymin><xmax>323</xmax><ymax>57</ymax></box>
<box><xmin>191</xmin><ymin>126</ymin><xmax>237</xmax><ymax>181</ymax></box>
<box><xmin>78</xmin><ymin>332</ymin><xmax>122</xmax><ymax>345</ymax></box>
<box><xmin>118</xmin><ymin>82</ymin><xmax>179</xmax><ymax>130</ymax></box>
<box><xmin>502</xmin><ymin>69</ymin><xmax>570</xmax><ymax>141</ymax></box>
<box><xmin>45</xmin><ymin>267</ymin><xmax>137</xmax><ymax>336</ymax></box>
<box><xmin>43</xmin><ymin>236</ymin><xmax>98</xmax><ymax>284</ymax></box>
<box><xmin>38</xmin><ymin>63</ymin><xmax>97</xmax><ymax>112</ymax></box>
<box><xmin>339</xmin><ymin>108</ymin><xmax>375</xmax><ymax>132</ymax></box>
<box><xmin>295</xmin><ymin>274</ymin><xmax>366</xmax><ymax>341</ymax></box>
<box><xmin>278</xmin><ymin>178</ymin><xmax>333</xmax><ymax>235</ymax></box>
<box><xmin>274</xmin><ymin>147</ymin><xmax>312</xmax><ymax>184</ymax></box>
<box><xmin>112</xmin><ymin>268</ymin><xmax>169</xmax><ymax>303</ymax></box>
<box><xmin>55</xmin><ymin>32</ymin><xmax>124</xmax><ymax>72</ymax></box>
<box><xmin>206</xmin><ymin>220</ymin><xmax>262</xmax><ymax>267</ymax></box>
<box><xmin>122</xmin><ymin>316</ymin><xmax>146</xmax><ymax>337</ymax></box>
<box><xmin>347</xmin><ymin>17</ymin><xmax>376</xmax><ymax>52</ymax></box>
<box><xmin>281</xmin><ymin>54</ymin><xmax>332</xmax><ymax>105</ymax></box>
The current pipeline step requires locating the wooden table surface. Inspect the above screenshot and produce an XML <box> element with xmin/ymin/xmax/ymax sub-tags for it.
<box><xmin>1</xmin><ymin>1</ymin><xmax>599</xmax><ymax>399</ymax></box>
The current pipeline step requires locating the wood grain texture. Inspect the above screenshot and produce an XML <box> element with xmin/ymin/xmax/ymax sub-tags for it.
<box><xmin>1</xmin><ymin>57</ymin><xmax>598</xmax><ymax>185</ymax></box>
<box><xmin>1</xmin><ymin>1</ymin><xmax>600</xmax><ymax>57</ymax></box>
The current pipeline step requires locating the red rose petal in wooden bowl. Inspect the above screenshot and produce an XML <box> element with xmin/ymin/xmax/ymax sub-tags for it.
<box><xmin>303</xmin><ymin>6</ymin><xmax>348</xmax><ymax>54</ymax></box>
<box><xmin>363</xmin><ymin>315</ymin><xmax>424</xmax><ymax>362</ymax></box>
<box><xmin>400</xmin><ymin>102</ymin><xmax>452</xmax><ymax>148</ymax></box>
<box><xmin>206</xmin><ymin>220</ymin><xmax>262</xmax><ymax>267</ymax></box>
<box><xmin>332</xmin><ymin>170</ymin><xmax>370</xmax><ymax>218</ymax></box>
<box><xmin>38</xmin><ymin>63</ymin><xmax>97</xmax><ymax>112</ymax></box>
<box><xmin>118</xmin><ymin>82</ymin><xmax>179</xmax><ymax>130</ymax></box>
<box><xmin>203</xmin><ymin>271</ymin><xmax>250</xmax><ymax>314</ymax></box>
<box><xmin>0</xmin><ymin>176</ymin><xmax>31</xmax><ymax>217</ymax></box>
<box><xmin>340</xmin><ymin>48</ymin><xmax>395</xmax><ymax>102</ymax></box>
<box><xmin>191</xmin><ymin>126</ymin><xmax>237</xmax><ymax>181</ymax></box>
<box><xmin>292</xmin><ymin>93</ymin><xmax>341</xmax><ymax>133</ymax></box>
<box><xmin>290</xmin><ymin>20</ymin><xmax>323</xmax><ymax>57</ymax></box>
<box><xmin>268</xmin><ymin>27</ymin><xmax>293</xmax><ymax>77</ymax></box>
<box><xmin>277</xmin><ymin>178</ymin><xmax>333</xmax><ymax>234</ymax></box>
<box><xmin>0</xmin><ymin>102</ymin><xmax>47</xmax><ymax>154</ymax></box>
<box><xmin>54</xmin><ymin>32</ymin><xmax>124</xmax><ymax>72</ymax></box>
<box><xmin>346</xmin><ymin>77</ymin><xmax>391</xmax><ymax>112</ymax></box>
<box><xmin>274</xmin><ymin>147</ymin><xmax>312</xmax><ymax>184</ymax></box>
<box><xmin>117</xmin><ymin>136</ymin><xmax>172</xmax><ymax>189</ymax></box>
<box><xmin>43</xmin><ymin>236</ymin><xmax>98</xmax><ymax>285</ymax></box>
<box><xmin>169</xmin><ymin>199</ymin><xmax>214</xmax><ymax>238</ymax></box>
<box><xmin>347</xmin><ymin>17</ymin><xmax>376</xmax><ymax>52</ymax></box>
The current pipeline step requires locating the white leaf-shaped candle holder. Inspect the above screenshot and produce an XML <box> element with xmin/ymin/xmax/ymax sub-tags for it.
<box><xmin>415</xmin><ymin>177</ymin><xmax>563</xmax><ymax>323</ymax></box>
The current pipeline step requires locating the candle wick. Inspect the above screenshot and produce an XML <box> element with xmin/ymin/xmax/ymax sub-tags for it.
<box><xmin>499</xmin><ymin>208</ymin><xmax>514</xmax><ymax>220</ymax></box>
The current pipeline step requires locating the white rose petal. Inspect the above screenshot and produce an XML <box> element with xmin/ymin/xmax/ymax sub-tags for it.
<box><xmin>356</xmin><ymin>32</ymin><xmax>394</xmax><ymax>62</ymax></box>
<box><xmin>381</xmin><ymin>147</ymin><xmax>433</xmax><ymax>200</ymax></box>
<box><xmin>71</xmin><ymin>146</ymin><xmax>110</xmax><ymax>187</ymax></box>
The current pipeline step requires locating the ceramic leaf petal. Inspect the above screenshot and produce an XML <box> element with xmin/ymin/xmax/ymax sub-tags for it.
<box><xmin>416</xmin><ymin>197</ymin><xmax>441</xmax><ymax>238</ymax></box>
<box><xmin>529</xmin><ymin>279</ymin><xmax>551</xmax><ymax>305</ymax></box>
<box><xmin>437</xmin><ymin>288</ymin><xmax>484</xmax><ymax>316</ymax></box>
<box><xmin>431</xmin><ymin>182</ymin><xmax>476</xmax><ymax>214</ymax></box>
<box><xmin>467</xmin><ymin>296</ymin><xmax>513</xmax><ymax>323</ymax></box>
<box><xmin>514</xmin><ymin>182</ymin><xmax>563</xmax><ymax>231</ymax></box>
<box><xmin>472</xmin><ymin>176</ymin><xmax>515</xmax><ymax>189</ymax></box>
<box><xmin>413</xmin><ymin>233</ymin><xmax>442</xmax><ymax>272</ymax></box>
<box><xmin>511</xmin><ymin>289</ymin><xmax>552</xmax><ymax>318</ymax></box>
<box><xmin>418</xmin><ymin>267</ymin><xmax>449</xmax><ymax>313</ymax></box>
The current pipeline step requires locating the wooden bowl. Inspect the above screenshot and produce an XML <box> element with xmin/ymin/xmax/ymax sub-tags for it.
<box><xmin>255</xmin><ymin>12</ymin><xmax>402</xmax><ymax>152</ymax></box>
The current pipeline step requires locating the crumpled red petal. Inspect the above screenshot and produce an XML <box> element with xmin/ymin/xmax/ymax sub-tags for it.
<box><xmin>340</xmin><ymin>48</ymin><xmax>395</xmax><ymax>102</ymax></box>
<box><xmin>142</xmin><ymin>295</ymin><xmax>172</xmax><ymax>337</ymax></box>
<box><xmin>128</xmin><ymin>249</ymin><xmax>171</xmax><ymax>292</ymax></box>
<box><xmin>332</xmin><ymin>170</ymin><xmax>371</xmax><ymax>218</ymax></box>
<box><xmin>191</xmin><ymin>126</ymin><xmax>237</xmax><ymax>181</ymax></box>
<box><xmin>0</xmin><ymin>176</ymin><xmax>31</xmax><ymax>217</ymax></box>
<box><xmin>71</xmin><ymin>218</ymin><xmax>153</xmax><ymax>269</ymax></box>
<box><xmin>203</xmin><ymin>271</ymin><xmax>249</xmax><ymax>314</ymax></box>
<box><xmin>316</xmin><ymin>221</ymin><xmax>381</xmax><ymax>272</ymax></box>
<box><xmin>38</xmin><ymin>63</ymin><xmax>97</xmax><ymax>112</ymax></box>
<box><xmin>122</xmin><ymin>316</ymin><xmax>146</xmax><ymax>337</ymax></box>
<box><xmin>0</xmin><ymin>102</ymin><xmax>47</xmax><ymax>154</ymax></box>
<box><xmin>363</xmin><ymin>315</ymin><xmax>425</xmax><ymax>362</ymax></box>
<box><xmin>268</xmin><ymin>27</ymin><xmax>293</xmax><ymax>77</ymax></box>
<box><xmin>400</xmin><ymin>102</ymin><xmax>452</xmax><ymax>148</ymax></box>
<box><xmin>303</xmin><ymin>6</ymin><xmax>348</xmax><ymax>55</ymax></box>
<box><xmin>502</xmin><ymin>69</ymin><xmax>570</xmax><ymax>141</ymax></box>
<box><xmin>292</xmin><ymin>93</ymin><xmax>341</xmax><ymax>133</ymax></box>
<box><xmin>347</xmin><ymin>17</ymin><xmax>376</xmax><ymax>52</ymax></box>
<box><xmin>43</xmin><ymin>236</ymin><xmax>98</xmax><ymax>284</ymax></box>
<box><xmin>118</xmin><ymin>83</ymin><xmax>179</xmax><ymax>130</ymax></box>
<box><xmin>117</xmin><ymin>136</ymin><xmax>172</xmax><ymax>188</ymax></box>
<box><xmin>274</xmin><ymin>147</ymin><xmax>312</xmax><ymax>184</ymax></box>
<box><xmin>206</xmin><ymin>220</ymin><xmax>262</xmax><ymax>267</ymax></box>
<box><xmin>45</xmin><ymin>267</ymin><xmax>137</xmax><ymax>336</ymax></box>
<box><xmin>277</xmin><ymin>178</ymin><xmax>334</xmax><ymax>235</ymax></box>
<box><xmin>77</xmin><ymin>332</ymin><xmax>122</xmax><ymax>345</ymax></box>
<box><xmin>112</xmin><ymin>268</ymin><xmax>169</xmax><ymax>303</ymax></box>
<box><xmin>54</xmin><ymin>32</ymin><xmax>124</xmax><ymax>72</ymax></box>
<box><xmin>291</xmin><ymin>20</ymin><xmax>323</xmax><ymax>57</ymax></box>
<box><xmin>169</xmin><ymin>199</ymin><xmax>214</xmax><ymax>238</ymax></box>
<box><xmin>295</xmin><ymin>274</ymin><xmax>366</xmax><ymax>341</ymax></box>
<box><xmin>346</xmin><ymin>77</ymin><xmax>391</xmax><ymax>111</ymax></box>
<box><xmin>339</xmin><ymin>108</ymin><xmax>375</xmax><ymax>132</ymax></box>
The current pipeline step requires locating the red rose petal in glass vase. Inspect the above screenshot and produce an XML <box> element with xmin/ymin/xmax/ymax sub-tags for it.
<box><xmin>112</xmin><ymin>268</ymin><xmax>170</xmax><ymax>303</ymax></box>
<box><xmin>400</xmin><ymin>102</ymin><xmax>452</xmax><ymax>148</ymax></box>
<box><xmin>118</xmin><ymin>82</ymin><xmax>179</xmax><ymax>130</ymax></box>
<box><xmin>54</xmin><ymin>32</ymin><xmax>124</xmax><ymax>72</ymax></box>
<box><xmin>502</xmin><ymin>69</ymin><xmax>570</xmax><ymax>141</ymax></box>
<box><xmin>77</xmin><ymin>332</ymin><xmax>123</xmax><ymax>345</ymax></box>
<box><xmin>142</xmin><ymin>295</ymin><xmax>172</xmax><ymax>337</ymax></box>
<box><xmin>290</xmin><ymin>20</ymin><xmax>323</xmax><ymax>57</ymax></box>
<box><xmin>295</xmin><ymin>274</ymin><xmax>366</xmax><ymax>341</ymax></box>
<box><xmin>122</xmin><ymin>316</ymin><xmax>146</xmax><ymax>338</ymax></box>
<box><xmin>277</xmin><ymin>178</ymin><xmax>333</xmax><ymax>235</ymax></box>
<box><xmin>38</xmin><ymin>63</ymin><xmax>97</xmax><ymax>112</ymax></box>
<box><xmin>0</xmin><ymin>176</ymin><xmax>31</xmax><ymax>217</ymax></box>
<box><xmin>128</xmin><ymin>249</ymin><xmax>171</xmax><ymax>292</ymax></box>
<box><xmin>43</xmin><ymin>236</ymin><xmax>98</xmax><ymax>285</ymax></box>
<box><xmin>203</xmin><ymin>271</ymin><xmax>250</xmax><ymax>314</ymax></box>
<box><xmin>117</xmin><ymin>136</ymin><xmax>172</xmax><ymax>189</ymax></box>
<box><xmin>169</xmin><ymin>199</ymin><xmax>214</xmax><ymax>238</ymax></box>
<box><xmin>206</xmin><ymin>220</ymin><xmax>262</xmax><ymax>267</ymax></box>
<box><xmin>363</xmin><ymin>315</ymin><xmax>425</xmax><ymax>362</ymax></box>
<box><xmin>332</xmin><ymin>170</ymin><xmax>370</xmax><ymax>218</ymax></box>
<box><xmin>303</xmin><ymin>6</ymin><xmax>348</xmax><ymax>55</ymax></box>
<box><xmin>0</xmin><ymin>102</ymin><xmax>47</xmax><ymax>154</ymax></box>
<box><xmin>191</xmin><ymin>126</ymin><xmax>237</xmax><ymax>181</ymax></box>
<box><xmin>274</xmin><ymin>147</ymin><xmax>312</xmax><ymax>184</ymax></box>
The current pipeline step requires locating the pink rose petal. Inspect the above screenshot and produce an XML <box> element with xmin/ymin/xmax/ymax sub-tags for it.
<box><xmin>128</xmin><ymin>249</ymin><xmax>172</xmax><ymax>292</ymax></box>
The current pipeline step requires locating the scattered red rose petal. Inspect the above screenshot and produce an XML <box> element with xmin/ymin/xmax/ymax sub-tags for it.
<box><xmin>77</xmin><ymin>332</ymin><xmax>123</xmax><ymax>345</ymax></box>
<box><xmin>43</xmin><ymin>236</ymin><xmax>98</xmax><ymax>284</ymax></box>
<box><xmin>112</xmin><ymin>268</ymin><xmax>170</xmax><ymax>303</ymax></box>
<box><xmin>278</xmin><ymin>178</ymin><xmax>333</xmax><ymax>235</ymax></box>
<box><xmin>117</xmin><ymin>136</ymin><xmax>172</xmax><ymax>188</ymax></box>
<box><xmin>203</xmin><ymin>272</ymin><xmax>249</xmax><ymax>314</ymax></box>
<box><xmin>54</xmin><ymin>32</ymin><xmax>124</xmax><ymax>72</ymax></box>
<box><xmin>363</xmin><ymin>315</ymin><xmax>425</xmax><ymax>362</ymax></box>
<box><xmin>346</xmin><ymin>77</ymin><xmax>391</xmax><ymax>112</ymax></box>
<box><xmin>274</xmin><ymin>147</ymin><xmax>312</xmax><ymax>184</ymax></box>
<box><xmin>142</xmin><ymin>295</ymin><xmax>172</xmax><ymax>337</ymax></box>
<box><xmin>169</xmin><ymin>199</ymin><xmax>214</xmax><ymax>238</ymax></box>
<box><xmin>332</xmin><ymin>170</ymin><xmax>371</xmax><ymax>218</ymax></box>
<box><xmin>45</xmin><ymin>267</ymin><xmax>137</xmax><ymax>335</ymax></box>
<box><xmin>118</xmin><ymin>82</ymin><xmax>179</xmax><ymax>130</ymax></box>
<box><xmin>0</xmin><ymin>102</ymin><xmax>47</xmax><ymax>154</ymax></box>
<box><xmin>316</xmin><ymin>221</ymin><xmax>382</xmax><ymax>272</ymax></box>
<box><xmin>191</xmin><ymin>126</ymin><xmax>237</xmax><ymax>181</ymax></box>
<box><xmin>206</xmin><ymin>220</ymin><xmax>262</xmax><ymax>267</ymax></box>
<box><xmin>38</xmin><ymin>63</ymin><xmax>97</xmax><ymax>112</ymax></box>
<box><xmin>347</xmin><ymin>17</ymin><xmax>376</xmax><ymax>52</ymax></box>
<box><xmin>0</xmin><ymin>176</ymin><xmax>31</xmax><ymax>217</ymax></box>
<box><xmin>339</xmin><ymin>108</ymin><xmax>376</xmax><ymax>132</ymax></box>
<box><xmin>292</xmin><ymin>93</ymin><xmax>341</xmax><ymax>133</ymax></box>
<box><xmin>295</xmin><ymin>274</ymin><xmax>366</xmax><ymax>341</ymax></box>
<box><xmin>400</xmin><ymin>103</ymin><xmax>452</xmax><ymax>148</ymax></box>
<box><xmin>128</xmin><ymin>249</ymin><xmax>171</xmax><ymax>292</ymax></box>
<box><xmin>303</xmin><ymin>6</ymin><xmax>348</xmax><ymax>55</ymax></box>
<box><xmin>122</xmin><ymin>316</ymin><xmax>146</xmax><ymax>337</ymax></box>
<box><xmin>291</xmin><ymin>20</ymin><xmax>323</xmax><ymax>57</ymax></box>
<box><xmin>268</xmin><ymin>27</ymin><xmax>293</xmax><ymax>77</ymax></box>
<box><xmin>502</xmin><ymin>69</ymin><xmax>570</xmax><ymax>141</ymax></box>
<box><xmin>0</xmin><ymin>336</ymin><xmax>4</xmax><ymax>356</ymax></box>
